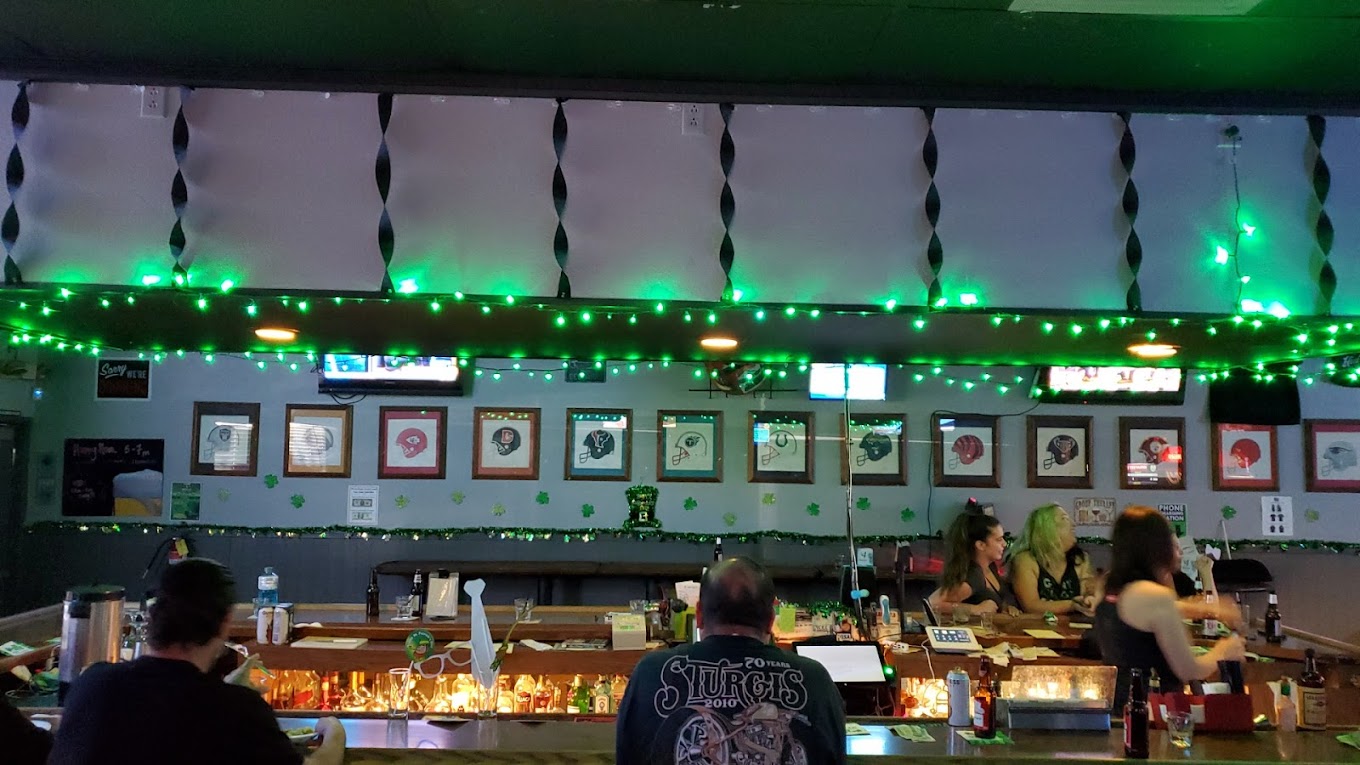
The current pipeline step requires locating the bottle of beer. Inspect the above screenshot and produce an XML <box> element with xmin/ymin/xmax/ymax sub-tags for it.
<box><xmin>1264</xmin><ymin>592</ymin><xmax>1283</xmax><ymax>644</ymax></box>
<box><xmin>713</xmin><ymin>537</ymin><xmax>724</xmax><ymax>562</ymax></box>
<box><xmin>1124</xmin><ymin>669</ymin><xmax>1150</xmax><ymax>759</ymax></box>
<box><xmin>365</xmin><ymin>569</ymin><xmax>381</xmax><ymax>619</ymax></box>
<box><xmin>973</xmin><ymin>657</ymin><xmax>996</xmax><ymax>739</ymax></box>
<box><xmin>1298</xmin><ymin>648</ymin><xmax>1328</xmax><ymax>731</ymax></box>
<box><xmin>410</xmin><ymin>570</ymin><xmax>425</xmax><ymax>618</ymax></box>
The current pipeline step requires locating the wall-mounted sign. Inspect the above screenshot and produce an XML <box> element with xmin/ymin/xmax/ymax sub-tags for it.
<box><xmin>63</xmin><ymin>438</ymin><xmax>165</xmax><ymax>517</ymax></box>
<box><xmin>95</xmin><ymin>359</ymin><xmax>151</xmax><ymax>400</ymax></box>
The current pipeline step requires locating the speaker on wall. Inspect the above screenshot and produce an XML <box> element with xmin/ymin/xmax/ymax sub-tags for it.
<box><xmin>1208</xmin><ymin>373</ymin><xmax>1300</xmax><ymax>425</ymax></box>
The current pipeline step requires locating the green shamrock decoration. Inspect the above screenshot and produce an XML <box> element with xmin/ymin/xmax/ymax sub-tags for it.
<box><xmin>217</xmin><ymin>489</ymin><xmax>231</xmax><ymax>503</ymax></box>
<box><xmin>723</xmin><ymin>512</ymin><xmax>737</xmax><ymax>527</ymax></box>
<box><xmin>683</xmin><ymin>497</ymin><xmax>698</xmax><ymax>511</ymax></box>
<box><xmin>761</xmin><ymin>493</ymin><xmax>776</xmax><ymax>505</ymax></box>
<box><xmin>395</xmin><ymin>495</ymin><xmax>410</xmax><ymax>509</ymax></box>
<box><xmin>855</xmin><ymin>497</ymin><xmax>871</xmax><ymax>511</ymax></box>
<box><xmin>289</xmin><ymin>494</ymin><xmax>305</xmax><ymax>509</ymax></box>
<box><xmin>535</xmin><ymin>491</ymin><xmax>551</xmax><ymax>505</ymax></box>
<box><xmin>263</xmin><ymin>474</ymin><xmax>279</xmax><ymax>489</ymax></box>
<box><xmin>1220</xmin><ymin>505</ymin><xmax>1237</xmax><ymax>520</ymax></box>
<box><xmin>491</xmin><ymin>503</ymin><xmax>506</xmax><ymax>517</ymax></box>
<box><xmin>1305</xmin><ymin>508</ymin><xmax>1320</xmax><ymax>523</ymax></box>
<box><xmin>581</xmin><ymin>503</ymin><xmax>595</xmax><ymax>518</ymax></box>
<box><xmin>450</xmin><ymin>491</ymin><xmax>466</xmax><ymax>505</ymax></box>
<box><xmin>900</xmin><ymin>507</ymin><xmax>916</xmax><ymax>522</ymax></box>
<box><xmin>806</xmin><ymin>503</ymin><xmax>820</xmax><ymax>517</ymax></box>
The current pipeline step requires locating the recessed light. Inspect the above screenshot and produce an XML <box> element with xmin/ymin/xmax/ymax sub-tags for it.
<box><xmin>254</xmin><ymin>327</ymin><xmax>298</xmax><ymax>343</ymax></box>
<box><xmin>700</xmin><ymin>336</ymin><xmax>739</xmax><ymax>350</ymax></box>
<box><xmin>1127</xmin><ymin>343</ymin><xmax>1178</xmax><ymax>359</ymax></box>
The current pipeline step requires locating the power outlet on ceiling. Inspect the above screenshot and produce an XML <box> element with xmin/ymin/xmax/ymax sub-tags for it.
<box><xmin>681</xmin><ymin>103</ymin><xmax>706</xmax><ymax>136</ymax></box>
<box><xmin>140</xmin><ymin>86</ymin><xmax>166</xmax><ymax>119</ymax></box>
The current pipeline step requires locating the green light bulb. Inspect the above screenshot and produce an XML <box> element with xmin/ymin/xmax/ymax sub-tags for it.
<box><xmin>991</xmin><ymin>316</ymin><xmax>1003</xmax><ymax>326</ymax></box>
<box><xmin>555</xmin><ymin>315</ymin><xmax>566</xmax><ymax>327</ymax></box>
<box><xmin>784</xmin><ymin>306</ymin><xmax>796</xmax><ymax>317</ymax></box>
<box><xmin>884</xmin><ymin>299</ymin><xmax>897</xmax><ymax>311</ymax></box>
<box><xmin>196</xmin><ymin>298</ymin><xmax>208</xmax><ymax>310</ymax></box>
<box><xmin>1214</xmin><ymin>246</ymin><xmax>1230</xmax><ymax>265</ymax></box>
<box><xmin>755</xmin><ymin>310</ymin><xmax>766</xmax><ymax>321</ymax></box>
<box><xmin>913</xmin><ymin>319</ymin><xmax>926</xmax><ymax>330</ymax></box>
<box><xmin>430</xmin><ymin>301</ymin><xmax>441</xmax><ymax>312</ymax></box>
<box><xmin>100</xmin><ymin>299</ymin><xmax>110</xmax><ymax>308</ymax></box>
<box><xmin>219</xmin><ymin>279</ymin><xmax>234</xmax><ymax>292</ymax></box>
<box><xmin>707</xmin><ymin>312</ymin><xmax>717</xmax><ymax>324</ymax></box>
<box><xmin>505</xmin><ymin>295</ymin><xmax>515</xmax><ymax>305</ymax></box>
<box><xmin>1070</xmin><ymin>324</ymin><xmax>1083</xmax><ymax>335</ymax></box>
<box><xmin>481</xmin><ymin>306</ymin><xmax>491</xmax><ymax>314</ymax></box>
<box><xmin>913</xmin><ymin>374</ymin><xmax>924</xmax><ymax>382</ymax></box>
<box><xmin>959</xmin><ymin>293</ymin><xmax>978</xmax><ymax>306</ymax></box>
<box><xmin>1099</xmin><ymin>319</ymin><xmax>1111</xmax><ymax>330</ymax></box>
<box><xmin>809</xmin><ymin>309</ymin><xmax>821</xmax><ymax>318</ymax></box>
<box><xmin>246</xmin><ymin>304</ymin><xmax>257</xmax><ymax>316</ymax></box>
<box><xmin>544</xmin><ymin>373</ymin><xmax>554</xmax><ymax>381</ymax></box>
<box><xmin>141</xmin><ymin>274</ymin><xmax>162</xmax><ymax>286</ymax></box>
<box><xmin>1041</xmin><ymin>322</ymin><xmax>1054</xmax><ymax>334</ymax></box>
<box><xmin>731</xmin><ymin>289</ymin><xmax>743</xmax><ymax>302</ymax></box>
<box><xmin>628</xmin><ymin>315</ymin><xmax>637</xmax><ymax>324</ymax></box>
<box><xmin>581</xmin><ymin>311</ymin><xmax>592</xmax><ymax>323</ymax></box>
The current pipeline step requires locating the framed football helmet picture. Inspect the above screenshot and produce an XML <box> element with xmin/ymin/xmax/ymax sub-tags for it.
<box><xmin>1303</xmin><ymin>419</ymin><xmax>1360</xmax><ymax>492</ymax></box>
<box><xmin>472</xmin><ymin>407</ymin><xmax>540</xmax><ymax>480</ymax></box>
<box><xmin>657</xmin><ymin>410</ymin><xmax>723</xmax><ymax>482</ymax></box>
<box><xmin>748</xmin><ymin>411</ymin><xmax>814</xmax><ymax>484</ymax></box>
<box><xmin>841</xmin><ymin>414</ymin><xmax>906</xmax><ymax>486</ymax></box>
<box><xmin>565</xmin><ymin>408</ymin><xmax>633</xmax><ymax>481</ymax></box>
<box><xmin>1118</xmin><ymin>416</ymin><xmax>1185</xmax><ymax>491</ymax></box>
<box><xmin>1026</xmin><ymin>415</ymin><xmax>1092</xmax><ymax>490</ymax></box>
<box><xmin>1211</xmin><ymin>422</ymin><xmax>1278</xmax><ymax>492</ymax></box>
<box><xmin>932</xmin><ymin>414</ymin><xmax>999</xmax><ymax>488</ymax></box>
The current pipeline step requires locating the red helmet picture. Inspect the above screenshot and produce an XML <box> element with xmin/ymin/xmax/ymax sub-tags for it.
<box><xmin>395</xmin><ymin>427</ymin><xmax>428</xmax><ymax>459</ymax></box>
<box><xmin>1229</xmin><ymin>438</ymin><xmax>1262</xmax><ymax>469</ymax></box>
<box><xmin>1139</xmin><ymin>436</ymin><xmax>1168</xmax><ymax>464</ymax></box>
<box><xmin>951</xmin><ymin>434</ymin><xmax>986</xmax><ymax>465</ymax></box>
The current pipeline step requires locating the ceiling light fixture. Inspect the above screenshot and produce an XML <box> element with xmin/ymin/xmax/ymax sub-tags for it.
<box><xmin>700</xmin><ymin>335</ymin><xmax>739</xmax><ymax>350</ymax></box>
<box><xmin>1127</xmin><ymin>343</ymin><xmax>1178</xmax><ymax>359</ymax></box>
<box><xmin>254</xmin><ymin>327</ymin><xmax>298</xmax><ymax>343</ymax></box>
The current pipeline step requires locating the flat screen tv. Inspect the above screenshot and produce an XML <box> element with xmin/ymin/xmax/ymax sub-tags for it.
<box><xmin>1032</xmin><ymin>365</ymin><xmax>1185</xmax><ymax>405</ymax></box>
<box><xmin>319</xmin><ymin>355</ymin><xmax>466</xmax><ymax>396</ymax></box>
<box><xmin>808</xmin><ymin>363</ymin><xmax>888</xmax><ymax>401</ymax></box>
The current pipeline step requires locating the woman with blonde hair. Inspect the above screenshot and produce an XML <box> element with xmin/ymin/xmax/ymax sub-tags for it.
<box><xmin>1007</xmin><ymin>504</ymin><xmax>1096</xmax><ymax>615</ymax></box>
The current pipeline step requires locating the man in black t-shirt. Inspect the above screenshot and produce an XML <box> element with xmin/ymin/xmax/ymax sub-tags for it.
<box><xmin>49</xmin><ymin>558</ymin><xmax>345</xmax><ymax>765</ymax></box>
<box><xmin>616</xmin><ymin>558</ymin><xmax>847</xmax><ymax>765</ymax></box>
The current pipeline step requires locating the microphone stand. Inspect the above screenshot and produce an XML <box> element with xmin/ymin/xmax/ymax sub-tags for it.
<box><xmin>842</xmin><ymin>380</ymin><xmax>867</xmax><ymax>639</ymax></box>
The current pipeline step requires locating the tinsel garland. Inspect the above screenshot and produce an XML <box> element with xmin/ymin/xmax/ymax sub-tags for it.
<box><xmin>20</xmin><ymin>521</ymin><xmax>1360</xmax><ymax>554</ymax></box>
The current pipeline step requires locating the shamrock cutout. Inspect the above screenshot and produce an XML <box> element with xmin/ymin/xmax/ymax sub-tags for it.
<box><xmin>492</xmin><ymin>503</ymin><xmax>506</xmax><ymax>517</ymax></box>
<box><xmin>1305</xmin><ymin>508</ymin><xmax>1320</xmax><ymax>523</ymax></box>
<box><xmin>264</xmin><ymin>474</ymin><xmax>279</xmax><ymax>489</ymax></box>
<box><xmin>535</xmin><ymin>491</ymin><xmax>551</xmax><ymax>505</ymax></box>
<box><xmin>683</xmin><ymin>497</ymin><xmax>698</xmax><ymax>512</ymax></box>
<box><xmin>395</xmin><ymin>495</ymin><xmax>410</xmax><ymax>509</ymax></box>
<box><xmin>1220</xmin><ymin>505</ymin><xmax>1237</xmax><ymax>520</ymax></box>
<box><xmin>761</xmin><ymin>493</ymin><xmax>776</xmax><ymax>505</ymax></box>
<box><xmin>855</xmin><ymin>497</ymin><xmax>871</xmax><ymax>511</ymax></box>
<box><xmin>289</xmin><ymin>494</ymin><xmax>305</xmax><ymax>509</ymax></box>
<box><xmin>806</xmin><ymin>503</ymin><xmax>820</xmax><ymax>517</ymax></box>
<box><xmin>723</xmin><ymin>512</ymin><xmax>737</xmax><ymax>527</ymax></box>
<box><xmin>450</xmin><ymin>491</ymin><xmax>466</xmax><ymax>505</ymax></box>
<box><xmin>581</xmin><ymin>503</ymin><xmax>595</xmax><ymax>518</ymax></box>
<box><xmin>900</xmin><ymin>507</ymin><xmax>916</xmax><ymax>522</ymax></box>
<box><xmin>217</xmin><ymin>488</ymin><xmax>231</xmax><ymax>503</ymax></box>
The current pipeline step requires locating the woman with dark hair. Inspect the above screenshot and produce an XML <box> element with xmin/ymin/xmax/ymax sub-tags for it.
<box><xmin>928</xmin><ymin>510</ymin><xmax>1013</xmax><ymax>618</ymax></box>
<box><xmin>1095</xmin><ymin>506</ymin><xmax>1245</xmax><ymax>706</ymax></box>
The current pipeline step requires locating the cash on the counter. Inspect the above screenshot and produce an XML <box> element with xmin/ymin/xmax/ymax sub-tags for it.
<box><xmin>889</xmin><ymin>724</ymin><xmax>935</xmax><ymax>742</ymax></box>
<box><xmin>845</xmin><ymin>723</ymin><xmax>872</xmax><ymax>736</ymax></box>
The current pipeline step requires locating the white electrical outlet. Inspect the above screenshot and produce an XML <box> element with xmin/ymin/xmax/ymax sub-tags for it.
<box><xmin>141</xmin><ymin>86</ymin><xmax>166</xmax><ymax>119</ymax></box>
<box><xmin>681</xmin><ymin>103</ymin><xmax>705</xmax><ymax>136</ymax></box>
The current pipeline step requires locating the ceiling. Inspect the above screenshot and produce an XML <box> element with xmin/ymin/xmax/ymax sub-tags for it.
<box><xmin>2</xmin><ymin>1</ymin><xmax>1360</xmax><ymax>112</ymax></box>
<box><xmin>0</xmin><ymin>286</ymin><xmax>1350</xmax><ymax>371</ymax></box>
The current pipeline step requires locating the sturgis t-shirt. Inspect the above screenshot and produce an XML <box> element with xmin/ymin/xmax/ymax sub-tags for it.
<box><xmin>615</xmin><ymin>635</ymin><xmax>847</xmax><ymax>765</ymax></box>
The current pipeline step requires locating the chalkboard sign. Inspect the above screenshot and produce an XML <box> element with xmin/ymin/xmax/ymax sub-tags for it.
<box><xmin>63</xmin><ymin>439</ymin><xmax>165</xmax><ymax>517</ymax></box>
<box><xmin>95</xmin><ymin>359</ymin><xmax>152</xmax><ymax>399</ymax></box>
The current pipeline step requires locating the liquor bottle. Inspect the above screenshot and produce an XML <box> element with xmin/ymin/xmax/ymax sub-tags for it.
<box><xmin>1147</xmin><ymin>668</ymin><xmax>1161</xmax><ymax>696</ymax></box>
<box><xmin>972</xmin><ymin>658</ymin><xmax>996</xmax><ymax>739</ymax></box>
<box><xmin>365</xmin><ymin>569</ymin><xmax>381</xmax><ymax>619</ymax></box>
<box><xmin>1124</xmin><ymin>669</ymin><xmax>1150</xmax><ymax>759</ymax></box>
<box><xmin>533</xmin><ymin>676</ymin><xmax>552</xmax><ymax>714</ymax></box>
<box><xmin>513</xmin><ymin>674</ymin><xmax>535</xmax><ymax>714</ymax></box>
<box><xmin>714</xmin><ymin>538</ymin><xmax>724</xmax><ymax>562</ymax></box>
<box><xmin>410</xmin><ymin>571</ymin><xmax>425</xmax><ymax>618</ymax></box>
<box><xmin>568</xmin><ymin>675</ymin><xmax>590</xmax><ymax>714</ymax></box>
<box><xmin>611</xmin><ymin>674</ymin><xmax>628</xmax><ymax>711</ymax></box>
<box><xmin>1201</xmin><ymin>590</ymin><xmax>1219</xmax><ymax>638</ymax></box>
<box><xmin>496</xmin><ymin>677</ymin><xmax>514</xmax><ymax>714</ymax></box>
<box><xmin>593</xmin><ymin>675</ymin><xmax>612</xmax><ymax>713</ymax></box>
<box><xmin>1264</xmin><ymin>592</ymin><xmax>1284</xmax><ymax>644</ymax></box>
<box><xmin>1298</xmin><ymin>648</ymin><xmax>1328</xmax><ymax>731</ymax></box>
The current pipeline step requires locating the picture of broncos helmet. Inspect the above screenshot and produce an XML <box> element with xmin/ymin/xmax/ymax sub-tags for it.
<box><xmin>670</xmin><ymin>430</ymin><xmax>709</xmax><ymax>466</ymax></box>
<box><xmin>1321</xmin><ymin>441</ymin><xmax>1357</xmax><ymax>476</ymax></box>
<box><xmin>855</xmin><ymin>432</ymin><xmax>894</xmax><ymax>466</ymax></box>
<box><xmin>491</xmin><ymin>426</ymin><xmax>521</xmax><ymax>456</ymax></box>
<box><xmin>1043</xmin><ymin>434</ymin><xmax>1080</xmax><ymax>470</ymax></box>
<box><xmin>579</xmin><ymin>429</ymin><xmax>617</xmax><ymax>463</ymax></box>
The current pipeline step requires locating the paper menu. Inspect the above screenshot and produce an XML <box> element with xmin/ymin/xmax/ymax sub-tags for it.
<box><xmin>1261</xmin><ymin>496</ymin><xmax>1294</xmax><ymax>537</ymax></box>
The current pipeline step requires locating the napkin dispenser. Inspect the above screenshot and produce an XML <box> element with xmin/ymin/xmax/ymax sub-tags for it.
<box><xmin>425</xmin><ymin>570</ymin><xmax>460</xmax><ymax>620</ymax></box>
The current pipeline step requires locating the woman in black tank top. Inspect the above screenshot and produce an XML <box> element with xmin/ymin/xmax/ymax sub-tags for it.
<box><xmin>1007</xmin><ymin>504</ymin><xmax>1095</xmax><ymax>615</ymax></box>
<box><xmin>928</xmin><ymin>510</ymin><xmax>1012</xmax><ymax>618</ymax></box>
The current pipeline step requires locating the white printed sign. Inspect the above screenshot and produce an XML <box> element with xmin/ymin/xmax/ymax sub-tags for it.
<box><xmin>1261</xmin><ymin>495</ymin><xmax>1293</xmax><ymax>537</ymax></box>
<box><xmin>347</xmin><ymin>484</ymin><xmax>380</xmax><ymax>526</ymax></box>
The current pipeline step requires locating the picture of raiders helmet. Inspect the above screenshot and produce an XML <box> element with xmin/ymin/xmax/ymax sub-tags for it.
<box><xmin>204</xmin><ymin>424</ymin><xmax>235</xmax><ymax>453</ymax></box>
<box><xmin>579</xmin><ymin>429</ymin><xmax>616</xmax><ymax>463</ymax></box>
<box><xmin>670</xmin><ymin>431</ymin><xmax>708</xmax><ymax>466</ymax></box>
<box><xmin>395</xmin><ymin>427</ymin><xmax>428</xmax><ymax>459</ymax></box>
<box><xmin>855</xmin><ymin>432</ymin><xmax>894</xmax><ymax>466</ymax></box>
<box><xmin>491</xmin><ymin>426</ymin><xmax>521</xmax><ymax>456</ymax></box>
<box><xmin>1322</xmin><ymin>441</ymin><xmax>1357</xmax><ymax>476</ymax></box>
<box><xmin>1043</xmin><ymin>434</ymin><xmax>1080</xmax><ymax>470</ymax></box>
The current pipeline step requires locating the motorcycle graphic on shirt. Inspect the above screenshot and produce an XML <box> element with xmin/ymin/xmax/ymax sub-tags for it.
<box><xmin>673</xmin><ymin>703</ymin><xmax>808</xmax><ymax>765</ymax></box>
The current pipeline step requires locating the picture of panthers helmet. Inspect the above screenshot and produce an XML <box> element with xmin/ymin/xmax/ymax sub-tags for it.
<box><xmin>491</xmin><ymin>426</ymin><xmax>522</xmax><ymax>456</ymax></box>
<box><xmin>1321</xmin><ymin>441</ymin><xmax>1357</xmax><ymax>476</ymax></box>
<box><xmin>670</xmin><ymin>431</ymin><xmax>709</xmax><ymax>466</ymax></box>
<box><xmin>1229</xmin><ymin>438</ymin><xmax>1262</xmax><ymax>470</ymax></box>
<box><xmin>948</xmin><ymin>434</ymin><xmax>986</xmax><ymax>469</ymax></box>
<box><xmin>1043</xmin><ymin>434</ymin><xmax>1080</xmax><ymax>470</ymax></box>
<box><xmin>855</xmin><ymin>432</ymin><xmax>894</xmax><ymax>466</ymax></box>
<box><xmin>395</xmin><ymin>427</ymin><xmax>428</xmax><ymax>459</ymax></box>
<box><xmin>579</xmin><ymin>429</ymin><xmax>616</xmax><ymax>463</ymax></box>
<box><xmin>760</xmin><ymin>428</ymin><xmax>799</xmax><ymax>466</ymax></box>
<box><xmin>1139</xmin><ymin>436</ymin><xmax>1168</xmax><ymax>464</ymax></box>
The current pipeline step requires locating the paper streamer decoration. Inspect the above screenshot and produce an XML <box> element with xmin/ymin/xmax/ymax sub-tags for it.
<box><xmin>375</xmin><ymin>93</ymin><xmax>395</xmax><ymax>294</ymax></box>
<box><xmin>1118</xmin><ymin>111</ymin><xmax>1142</xmax><ymax>313</ymax></box>
<box><xmin>463</xmin><ymin>578</ymin><xmax>497</xmax><ymax>690</ymax></box>
<box><xmin>168</xmin><ymin>88</ymin><xmax>190</xmax><ymax>285</ymax></box>
<box><xmin>922</xmin><ymin>108</ymin><xmax>942</xmax><ymax>307</ymax></box>
<box><xmin>552</xmin><ymin>98</ymin><xmax>571</xmax><ymax>298</ymax></box>
<box><xmin>3</xmin><ymin>81</ymin><xmax>28</xmax><ymax>285</ymax></box>
<box><xmin>1307</xmin><ymin>115</ymin><xmax>1335</xmax><ymax>314</ymax></box>
<box><xmin>717</xmin><ymin>102</ymin><xmax>735</xmax><ymax>302</ymax></box>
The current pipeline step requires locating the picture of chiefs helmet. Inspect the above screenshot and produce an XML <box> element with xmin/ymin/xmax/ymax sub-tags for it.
<box><xmin>948</xmin><ymin>434</ymin><xmax>986</xmax><ymax>469</ymax></box>
<box><xmin>670</xmin><ymin>431</ymin><xmax>708</xmax><ymax>466</ymax></box>
<box><xmin>1228</xmin><ymin>438</ymin><xmax>1262</xmax><ymax>470</ymax></box>
<box><xmin>1139</xmin><ymin>436</ymin><xmax>1169</xmax><ymax>464</ymax></box>
<box><xmin>395</xmin><ymin>427</ymin><xmax>428</xmax><ymax>459</ymax></box>
<box><xmin>1322</xmin><ymin>442</ymin><xmax>1357</xmax><ymax>476</ymax></box>
<box><xmin>760</xmin><ymin>429</ymin><xmax>799</xmax><ymax>466</ymax></box>
<box><xmin>579</xmin><ymin>429</ymin><xmax>616</xmax><ymax>463</ymax></box>
<box><xmin>491</xmin><ymin>426</ymin><xmax>521</xmax><ymax>456</ymax></box>
<box><xmin>1043</xmin><ymin>434</ymin><xmax>1080</xmax><ymax>470</ymax></box>
<box><xmin>855</xmin><ymin>432</ymin><xmax>894</xmax><ymax>466</ymax></box>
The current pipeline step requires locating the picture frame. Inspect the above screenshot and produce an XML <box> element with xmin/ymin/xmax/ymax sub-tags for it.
<box><xmin>657</xmin><ymin>410</ymin><xmax>723</xmax><ymax>482</ymax></box>
<box><xmin>378</xmin><ymin>406</ymin><xmax>448</xmax><ymax>480</ymax></box>
<box><xmin>283</xmin><ymin>404</ymin><xmax>353</xmax><ymax>478</ymax></box>
<box><xmin>842</xmin><ymin>414</ymin><xmax>907</xmax><ymax>486</ymax></box>
<box><xmin>748</xmin><ymin>411</ymin><xmax>814</xmax><ymax>484</ymax></box>
<box><xmin>1118</xmin><ymin>417</ymin><xmax>1186</xmax><ymax>491</ymax></box>
<box><xmin>932</xmin><ymin>414</ymin><xmax>1000</xmax><ymax>488</ymax></box>
<box><xmin>472</xmin><ymin>407</ymin><xmax>541</xmax><ymax>480</ymax></box>
<box><xmin>1026</xmin><ymin>415</ymin><xmax>1092</xmax><ymax>490</ymax></box>
<box><xmin>1303</xmin><ymin>419</ymin><xmax>1360</xmax><ymax>492</ymax></box>
<box><xmin>565</xmin><ymin>408</ymin><xmax>633</xmax><ymax>481</ymax></box>
<box><xmin>1211</xmin><ymin>422</ymin><xmax>1278</xmax><ymax>492</ymax></box>
<box><xmin>189</xmin><ymin>401</ymin><xmax>260</xmax><ymax>476</ymax></box>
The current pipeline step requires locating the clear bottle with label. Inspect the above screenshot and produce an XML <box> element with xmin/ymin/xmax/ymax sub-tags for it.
<box><xmin>533</xmin><ymin>675</ymin><xmax>552</xmax><ymax>714</ymax></box>
<box><xmin>611</xmin><ymin>675</ymin><xmax>628</xmax><ymax>711</ymax></box>
<box><xmin>1298</xmin><ymin>648</ymin><xmax>1328</xmax><ymax>731</ymax></box>
<box><xmin>257</xmin><ymin>567</ymin><xmax>280</xmax><ymax>606</ymax></box>
<box><xmin>593</xmin><ymin>675</ymin><xmax>613</xmax><ymax>713</ymax></box>
<box><xmin>496</xmin><ymin>676</ymin><xmax>514</xmax><ymax>714</ymax></box>
<box><xmin>513</xmin><ymin>674</ymin><xmax>535</xmax><ymax>714</ymax></box>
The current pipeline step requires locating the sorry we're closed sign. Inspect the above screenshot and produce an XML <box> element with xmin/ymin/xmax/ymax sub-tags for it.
<box><xmin>95</xmin><ymin>359</ymin><xmax>152</xmax><ymax>399</ymax></box>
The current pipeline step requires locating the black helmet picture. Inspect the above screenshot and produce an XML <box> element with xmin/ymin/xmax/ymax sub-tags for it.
<box><xmin>1322</xmin><ymin>441</ymin><xmax>1357</xmax><ymax>476</ymax></box>
<box><xmin>203</xmin><ymin>424</ymin><xmax>235</xmax><ymax>454</ymax></box>
<box><xmin>1043</xmin><ymin>434</ymin><xmax>1080</xmax><ymax>470</ymax></box>
<box><xmin>491</xmin><ymin>426</ymin><xmax>522</xmax><ymax>456</ymax></box>
<box><xmin>671</xmin><ymin>431</ymin><xmax>709</xmax><ymax>466</ymax></box>
<box><xmin>579</xmin><ymin>429</ymin><xmax>617</xmax><ymax>463</ymax></box>
<box><xmin>855</xmin><ymin>432</ymin><xmax>894</xmax><ymax>466</ymax></box>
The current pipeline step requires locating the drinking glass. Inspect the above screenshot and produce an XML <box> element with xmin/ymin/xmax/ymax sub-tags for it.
<box><xmin>1167</xmin><ymin>711</ymin><xmax>1194</xmax><ymax>749</ymax></box>
<box><xmin>1239</xmin><ymin>604</ymin><xmax>1253</xmax><ymax>641</ymax></box>
<box><xmin>387</xmin><ymin>668</ymin><xmax>411</xmax><ymax>718</ymax></box>
<box><xmin>978</xmin><ymin>611</ymin><xmax>994</xmax><ymax>633</ymax></box>
<box><xmin>952</xmin><ymin>605</ymin><xmax>971</xmax><ymax>626</ymax></box>
<box><xmin>393</xmin><ymin>595</ymin><xmax>415</xmax><ymax>621</ymax></box>
<box><xmin>514</xmin><ymin>597</ymin><xmax>535</xmax><ymax>622</ymax></box>
<box><xmin>630</xmin><ymin>599</ymin><xmax>648</xmax><ymax>615</ymax></box>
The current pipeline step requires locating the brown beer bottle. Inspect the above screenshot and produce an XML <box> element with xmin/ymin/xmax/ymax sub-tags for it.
<box><xmin>973</xmin><ymin>657</ymin><xmax>996</xmax><ymax>739</ymax></box>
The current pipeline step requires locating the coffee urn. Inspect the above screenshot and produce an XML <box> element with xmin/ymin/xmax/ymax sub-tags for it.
<box><xmin>59</xmin><ymin>585</ymin><xmax>125</xmax><ymax>704</ymax></box>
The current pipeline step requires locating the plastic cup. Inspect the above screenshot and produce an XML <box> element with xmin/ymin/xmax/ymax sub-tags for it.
<box><xmin>1167</xmin><ymin>711</ymin><xmax>1194</xmax><ymax>749</ymax></box>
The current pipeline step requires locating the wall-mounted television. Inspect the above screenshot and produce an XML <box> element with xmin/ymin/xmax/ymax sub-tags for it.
<box><xmin>809</xmin><ymin>363</ymin><xmax>888</xmax><ymax>401</ymax></box>
<box><xmin>1032</xmin><ymin>365</ymin><xmax>1185</xmax><ymax>405</ymax></box>
<box><xmin>319</xmin><ymin>355</ymin><xmax>466</xmax><ymax>396</ymax></box>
